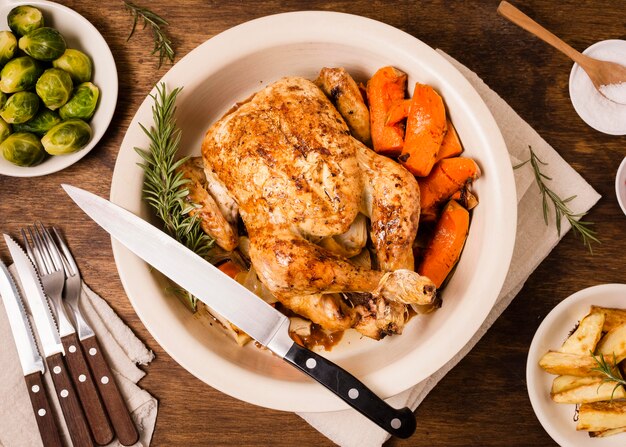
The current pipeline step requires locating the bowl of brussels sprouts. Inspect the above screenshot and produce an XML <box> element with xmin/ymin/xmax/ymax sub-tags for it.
<box><xmin>0</xmin><ymin>0</ymin><xmax>117</xmax><ymax>177</ymax></box>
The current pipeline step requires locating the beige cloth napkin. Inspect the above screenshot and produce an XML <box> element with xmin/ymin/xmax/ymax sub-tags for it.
<box><xmin>0</xmin><ymin>268</ymin><xmax>157</xmax><ymax>447</ymax></box>
<box><xmin>297</xmin><ymin>50</ymin><xmax>602</xmax><ymax>446</ymax></box>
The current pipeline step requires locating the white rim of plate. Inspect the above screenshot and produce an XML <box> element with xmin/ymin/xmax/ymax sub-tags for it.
<box><xmin>615</xmin><ymin>156</ymin><xmax>626</xmax><ymax>216</ymax></box>
<box><xmin>110</xmin><ymin>11</ymin><xmax>517</xmax><ymax>412</ymax></box>
<box><xmin>527</xmin><ymin>283</ymin><xmax>626</xmax><ymax>447</ymax></box>
<box><xmin>0</xmin><ymin>0</ymin><xmax>118</xmax><ymax>177</ymax></box>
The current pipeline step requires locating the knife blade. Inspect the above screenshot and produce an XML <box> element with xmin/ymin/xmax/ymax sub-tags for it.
<box><xmin>5</xmin><ymin>235</ymin><xmax>94</xmax><ymax>447</ymax></box>
<box><xmin>0</xmin><ymin>259</ymin><xmax>62</xmax><ymax>447</ymax></box>
<box><xmin>4</xmin><ymin>236</ymin><xmax>63</xmax><ymax>359</ymax></box>
<box><xmin>63</xmin><ymin>184</ymin><xmax>417</xmax><ymax>439</ymax></box>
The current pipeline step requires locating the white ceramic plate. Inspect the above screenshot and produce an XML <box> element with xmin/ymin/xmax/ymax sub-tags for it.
<box><xmin>616</xmin><ymin>157</ymin><xmax>626</xmax><ymax>216</ymax></box>
<box><xmin>527</xmin><ymin>284</ymin><xmax>626</xmax><ymax>446</ymax></box>
<box><xmin>110</xmin><ymin>11</ymin><xmax>516</xmax><ymax>412</ymax></box>
<box><xmin>0</xmin><ymin>0</ymin><xmax>117</xmax><ymax>177</ymax></box>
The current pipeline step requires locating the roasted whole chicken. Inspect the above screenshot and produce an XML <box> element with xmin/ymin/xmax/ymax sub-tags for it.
<box><xmin>184</xmin><ymin>72</ymin><xmax>438</xmax><ymax>340</ymax></box>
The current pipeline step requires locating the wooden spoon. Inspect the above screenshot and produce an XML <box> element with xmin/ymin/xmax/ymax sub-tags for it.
<box><xmin>498</xmin><ymin>1</ymin><xmax>626</xmax><ymax>104</ymax></box>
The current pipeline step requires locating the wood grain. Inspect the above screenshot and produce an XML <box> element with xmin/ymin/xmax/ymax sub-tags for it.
<box><xmin>82</xmin><ymin>335</ymin><xmax>139</xmax><ymax>446</ymax></box>
<box><xmin>61</xmin><ymin>332</ymin><xmax>113</xmax><ymax>445</ymax></box>
<box><xmin>1</xmin><ymin>1</ymin><xmax>625</xmax><ymax>446</ymax></box>
<box><xmin>46</xmin><ymin>352</ymin><xmax>93</xmax><ymax>447</ymax></box>
<box><xmin>24</xmin><ymin>372</ymin><xmax>63</xmax><ymax>447</ymax></box>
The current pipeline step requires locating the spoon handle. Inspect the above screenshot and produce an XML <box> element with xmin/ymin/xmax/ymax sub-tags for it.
<box><xmin>497</xmin><ymin>1</ymin><xmax>588</xmax><ymax>66</ymax></box>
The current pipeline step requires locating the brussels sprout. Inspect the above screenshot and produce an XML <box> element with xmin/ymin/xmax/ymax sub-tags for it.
<box><xmin>59</xmin><ymin>82</ymin><xmax>99</xmax><ymax>120</ymax></box>
<box><xmin>52</xmin><ymin>49</ymin><xmax>92</xmax><ymax>83</ymax></box>
<box><xmin>18</xmin><ymin>27</ymin><xmax>66</xmax><ymax>61</ymax></box>
<box><xmin>42</xmin><ymin>119</ymin><xmax>91</xmax><ymax>155</ymax></box>
<box><xmin>0</xmin><ymin>92</ymin><xmax>7</xmax><ymax>110</ymax></box>
<box><xmin>0</xmin><ymin>56</ymin><xmax>44</xmax><ymax>93</ymax></box>
<box><xmin>7</xmin><ymin>6</ymin><xmax>44</xmax><ymax>37</ymax></box>
<box><xmin>0</xmin><ymin>117</ymin><xmax>12</xmax><ymax>143</ymax></box>
<box><xmin>0</xmin><ymin>31</ymin><xmax>17</xmax><ymax>67</ymax></box>
<box><xmin>1</xmin><ymin>132</ymin><xmax>45</xmax><ymax>166</ymax></box>
<box><xmin>1</xmin><ymin>91</ymin><xmax>39</xmax><ymax>124</ymax></box>
<box><xmin>36</xmin><ymin>68</ymin><xmax>73</xmax><ymax>110</ymax></box>
<box><xmin>13</xmin><ymin>108</ymin><xmax>61</xmax><ymax>136</ymax></box>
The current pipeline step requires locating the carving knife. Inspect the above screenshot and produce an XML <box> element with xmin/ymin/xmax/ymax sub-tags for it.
<box><xmin>62</xmin><ymin>184</ymin><xmax>417</xmax><ymax>439</ymax></box>
<box><xmin>0</xmin><ymin>259</ymin><xmax>62</xmax><ymax>447</ymax></box>
<box><xmin>5</xmin><ymin>235</ymin><xmax>93</xmax><ymax>447</ymax></box>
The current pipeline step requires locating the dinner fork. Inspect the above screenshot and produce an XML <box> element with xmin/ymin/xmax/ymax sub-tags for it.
<box><xmin>51</xmin><ymin>227</ymin><xmax>140</xmax><ymax>446</ymax></box>
<box><xmin>24</xmin><ymin>223</ymin><xmax>114</xmax><ymax>445</ymax></box>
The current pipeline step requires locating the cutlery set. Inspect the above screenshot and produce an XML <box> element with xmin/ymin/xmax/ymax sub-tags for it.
<box><xmin>0</xmin><ymin>224</ymin><xmax>138</xmax><ymax>447</ymax></box>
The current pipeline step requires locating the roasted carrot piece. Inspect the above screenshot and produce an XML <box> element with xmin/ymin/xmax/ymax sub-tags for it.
<box><xmin>418</xmin><ymin>200</ymin><xmax>469</xmax><ymax>288</ymax></box>
<box><xmin>366</xmin><ymin>66</ymin><xmax>407</xmax><ymax>155</ymax></box>
<box><xmin>399</xmin><ymin>83</ymin><xmax>447</xmax><ymax>177</ymax></box>
<box><xmin>435</xmin><ymin>120</ymin><xmax>463</xmax><ymax>162</ymax></box>
<box><xmin>418</xmin><ymin>157</ymin><xmax>481</xmax><ymax>213</ymax></box>
<box><xmin>386</xmin><ymin>99</ymin><xmax>411</xmax><ymax>126</ymax></box>
<box><xmin>217</xmin><ymin>260</ymin><xmax>244</xmax><ymax>279</ymax></box>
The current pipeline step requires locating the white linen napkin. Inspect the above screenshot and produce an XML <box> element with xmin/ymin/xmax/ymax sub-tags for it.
<box><xmin>0</xmin><ymin>268</ymin><xmax>157</xmax><ymax>447</ymax></box>
<box><xmin>297</xmin><ymin>50</ymin><xmax>602</xmax><ymax>446</ymax></box>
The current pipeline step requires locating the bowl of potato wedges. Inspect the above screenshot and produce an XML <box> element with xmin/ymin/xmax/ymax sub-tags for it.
<box><xmin>527</xmin><ymin>284</ymin><xmax>626</xmax><ymax>446</ymax></box>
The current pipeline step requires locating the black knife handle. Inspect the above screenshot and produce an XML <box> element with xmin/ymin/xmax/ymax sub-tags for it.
<box><xmin>283</xmin><ymin>343</ymin><xmax>416</xmax><ymax>439</ymax></box>
<box><xmin>24</xmin><ymin>372</ymin><xmax>63</xmax><ymax>447</ymax></box>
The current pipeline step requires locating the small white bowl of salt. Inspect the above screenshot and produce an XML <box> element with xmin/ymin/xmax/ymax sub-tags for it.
<box><xmin>569</xmin><ymin>39</ymin><xmax>626</xmax><ymax>135</ymax></box>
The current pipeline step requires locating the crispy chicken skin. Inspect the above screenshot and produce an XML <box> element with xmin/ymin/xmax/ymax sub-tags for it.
<box><xmin>177</xmin><ymin>157</ymin><xmax>239</xmax><ymax>251</ymax></box>
<box><xmin>315</xmin><ymin>67</ymin><xmax>371</xmax><ymax>146</ymax></box>
<box><xmin>200</xmin><ymin>76</ymin><xmax>436</xmax><ymax>339</ymax></box>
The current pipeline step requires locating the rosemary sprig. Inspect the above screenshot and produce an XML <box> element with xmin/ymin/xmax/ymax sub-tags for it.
<box><xmin>514</xmin><ymin>146</ymin><xmax>599</xmax><ymax>253</ymax></box>
<box><xmin>591</xmin><ymin>352</ymin><xmax>626</xmax><ymax>400</ymax></box>
<box><xmin>135</xmin><ymin>83</ymin><xmax>214</xmax><ymax>311</ymax></box>
<box><xmin>123</xmin><ymin>1</ymin><xmax>175</xmax><ymax>67</ymax></box>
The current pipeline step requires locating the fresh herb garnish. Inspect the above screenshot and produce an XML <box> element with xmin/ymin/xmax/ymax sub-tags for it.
<box><xmin>135</xmin><ymin>83</ymin><xmax>214</xmax><ymax>311</ymax></box>
<box><xmin>514</xmin><ymin>146</ymin><xmax>598</xmax><ymax>253</ymax></box>
<box><xmin>591</xmin><ymin>352</ymin><xmax>626</xmax><ymax>400</ymax></box>
<box><xmin>123</xmin><ymin>1</ymin><xmax>175</xmax><ymax>67</ymax></box>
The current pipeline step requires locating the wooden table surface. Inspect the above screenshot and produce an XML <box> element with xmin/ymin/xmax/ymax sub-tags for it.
<box><xmin>1</xmin><ymin>1</ymin><xmax>625</xmax><ymax>445</ymax></box>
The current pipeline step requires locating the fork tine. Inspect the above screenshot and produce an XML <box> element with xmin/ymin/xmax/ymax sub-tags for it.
<box><xmin>30</xmin><ymin>225</ymin><xmax>54</xmax><ymax>275</ymax></box>
<box><xmin>52</xmin><ymin>227</ymin><xmax>78</xmax><ymax>277</ymax></box>
<box><xmin>23</xmin><ymin>227</ymin><xmax>49</xmax><ymax>274</ymax></box>
<box><xmin>37</xmin><ymin>222</ymin><xmax>64</xmax><ymax>274</ymax></box>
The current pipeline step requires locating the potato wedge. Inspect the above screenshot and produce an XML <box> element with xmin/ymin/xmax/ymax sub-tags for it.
<box><xmin>577</xmin><ymin>401</ymin><xmax>626</xmax><ymax>431</ymax></box>
<box><xmin>590</xmin><ymin>426</ymin><xmax>626</xmax><ymax>438</ymax></box>
<box><xmin>561</xmin><ymin>311</ymin><xmax>605</xmax><ymax>355</ymax></box>
<box><xmin>596</xmin><ymin>323</ymin><xmax>626</xmax><ymax>362</ymax></box>
<box><xmin>539</xmin><ymin>351</ymin><xmax>604</xmax><ymax>377</ymax></box>
<box><xmin>552</xmin><ymin>379</ymin><xmax>625</xmax><ymax>404</ymax></box>
<box><xmin>551</xmin><ymin>375</ymin><xmax>603</xmax><ymax>394</ymax></box>
<box><xmin>591</xmin><ymin>306</ymin><xmax>626</xmax><ymax>332</ymax></box>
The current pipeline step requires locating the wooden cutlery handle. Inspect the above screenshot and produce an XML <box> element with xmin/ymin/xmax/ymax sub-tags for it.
<box><xmin>47</xmin><ymin>352</ymin><xmax>93</xmax><ymax>447</ymax></box>
<box><xmin>82</xmin><ymin>335</ymin><xmax>139</xmax><ymax>446</ymax></box>
<box><xmin>24</xmin><ymin>372</ymin><xmax>63</xmax><ymax>447</ymax></box>
<box><xmin>62</xmin><ymin>332</ymin><xmax>113</xmax><ymax>445</ymax></box>
<box><xmin>497</xmin><ymin>1</ymin><xmax>586</xmax><ymax>65</ymax></box>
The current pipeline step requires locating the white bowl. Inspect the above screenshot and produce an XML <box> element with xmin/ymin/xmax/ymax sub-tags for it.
<box><xmin>110</xmin><ymin>11</ymin><xmax>516</xmax><ymax>412</ymax></box>
<box><xmin>616</xmin><ymin>157</ymin><xmax>626</xmax><ymax>216</ymax></box>
<box><xmin>568</xmin><ymin>39</ymin><xmax>626</xmax><ymax>136</ymax></box>
<box><xmin>527</xmin><ymin>284</ymin><xmax>626</xmax><ymax>447</ymax></box>
<box><xmin>0</xmin><ymin>0</ymin><xmax>117</xmax><ymax>177</ymax></box>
